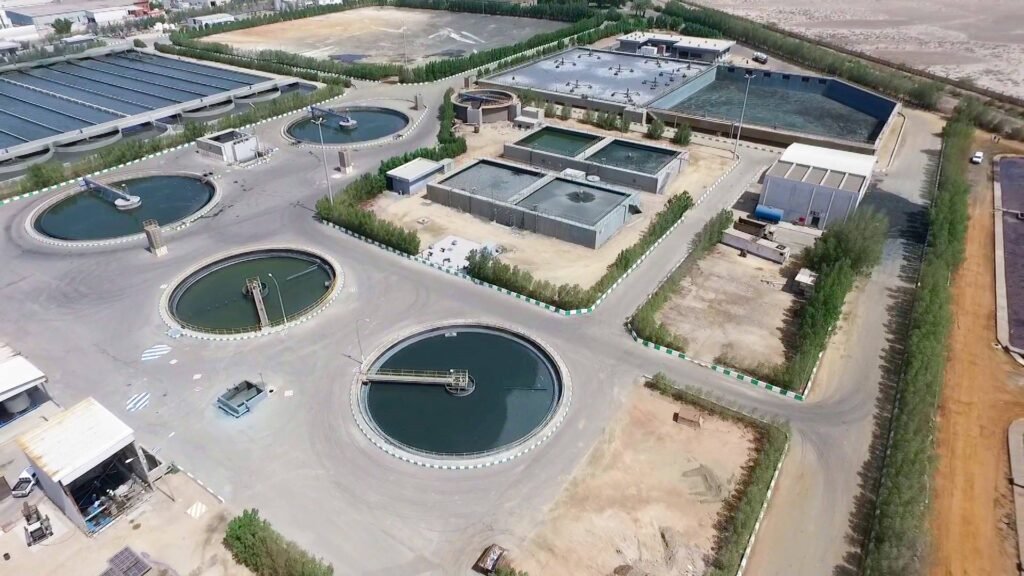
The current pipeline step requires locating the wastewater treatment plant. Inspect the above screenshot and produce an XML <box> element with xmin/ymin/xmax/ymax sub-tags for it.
<box><xmin>30</xmin><ymin>174</ymin><xmax>217</xmax><ymax>242</ymax></box>
<box><xmin>286</xmin><ymin>106</ymin><xmax>410</xmax><ymax>145</ymax></box>
<box><xmin>356</xmin><ymin>323</ymin><xmax>568</xmax><ymax>464</ymax></box>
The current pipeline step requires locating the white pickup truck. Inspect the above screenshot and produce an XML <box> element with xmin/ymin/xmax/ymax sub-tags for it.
<box><xmin>11</xmin><ymin>467</ymin><xmax>37</xmax><ymax>498</ymax></box>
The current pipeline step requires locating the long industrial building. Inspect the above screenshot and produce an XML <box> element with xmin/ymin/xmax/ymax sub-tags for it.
<box><xmin>0</xmin><ymin>47</ymin><xmax>296</xmax><ymax>170</ymax></box>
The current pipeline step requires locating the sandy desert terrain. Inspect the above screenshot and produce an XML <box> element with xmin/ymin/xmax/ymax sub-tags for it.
<box><xmin>699</xmin><ymin>0</ymin><xmax>1024</xmax><ymax>98</ymax></box>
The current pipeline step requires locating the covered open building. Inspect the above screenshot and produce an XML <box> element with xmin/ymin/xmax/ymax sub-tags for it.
<box><xmin>758</xmin><ymin>143</ymin><xmax>876</xmax><ymax>229</ymax></box>
<box><xmin>17</xmin><ymin>397</ymin><xmax>163</xmax><ymax>534</ymax></box>
<box><xmin>0</xmin><ymin>344</ymin><xmax>51</xmax><ymax>429</ymax></box>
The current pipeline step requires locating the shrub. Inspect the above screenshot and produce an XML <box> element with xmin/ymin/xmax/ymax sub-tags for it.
<box><xmin>583</xmin><ymin>109</ymin><xmax>597</xmax><ymax>125</ymax></box>
<box><xmin>672</xmin><ymin>122</ymin><xmax>692</xmax><ymax>145</ymax></box>
<box><xmin>543</xmin><ymin>101</ymin><xmax>556</xmax><ymax>118</ymax></box>
<box><xmin>52</xmin><ymin>18</ymin><xmax>72</xmax><ymax>35</ymax></box>
<box><xmin>646</xmin><ymin>117</ymin><xmax>665</xmax><ymax>139</ymax></box>
<box><xmin>558</xmin><ymin>104</ymin><xmax>571</xmax><ymax>120</ymax></box>
<box><xmin>133</xmin><ymin>38</ymin><xmax>147</xmax><ymax>48</ymax></box>
<box><xmin>223</xmin><ymin>509</ymin><xmax>333</xmax><ymax>576</ymax></box>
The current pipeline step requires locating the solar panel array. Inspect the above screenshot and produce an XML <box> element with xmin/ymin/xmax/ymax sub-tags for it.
<box><xmin>104</xmin><ymin>546</ymin><xmax>151</xmax><ymax>576</ymax></box>
<box><xmin>0</xmin><ymin>51</ymin><xmax>269</xmax><ymax>151</ymax></box>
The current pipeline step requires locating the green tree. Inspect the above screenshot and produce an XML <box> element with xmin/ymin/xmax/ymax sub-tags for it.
<box><xmin>133</xmin><ymin>38</ymin><xmax>147</xmax><ymax>48</ymax></box>
<box><xmin>558</xmin><ymin>104</ymin><xmax>571</xmax><ymax>121</ymax></box>
<box><xmin>672</xmin><ymin>122</ymin><xmax>692</xmax><ymax>145</ymax></box>
<box><xmin>52</xmin><ymin>18</ymin><xmax>73</xmax><ymax>35</ymax></box>
<box><xmin>631</xmin><ymin>0</ymin><xmax>652</xmax><ymax>16</ymax></box>
<box><xmin>646</xmin><ymin>117</ymin><xmax>665</xmax><ymax>139</ymax></box>
<box><xmin>543</xmin><ymin>101</ymin><xmax>556</xmax><ymax>118</ymax></box>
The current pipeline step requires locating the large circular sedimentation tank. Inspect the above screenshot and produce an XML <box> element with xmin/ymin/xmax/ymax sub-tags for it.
<box><xmin>32</xmin><ymin>174</ymin><xmax>215</xmax><ymax>242</ymax></box>
<box><xmin>286</xmin><ymin>106</ymin><xmax>409</xmax><ymax>145</ymax></box>
<box><xmin>166</xmin><ymin>248</ymin><xmax>339</xmax><ymax>335</ymax></box>
<box><xmin>359</xmin><ymin>323</ymin><xmax>567</xmax><ymax>462</ymax></box>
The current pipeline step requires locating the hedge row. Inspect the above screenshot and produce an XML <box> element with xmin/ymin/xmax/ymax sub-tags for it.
<box><xmin>862</xmin><ymin>115</ymin><xmax>974</xmax><ymax>575</ymax></box>
<box><xmin>465</xmin><ymin>192</ymin><xmax>694</xmax><ymax>310</ymax></box>
<box><xmin>658</xmin><ymin>1</ymin><xmax>942</xmax><ymax>109</ymax></box>
<box><xmin>156</xmin><ymin>42</ymin><xmax>349</xmax><ymax>85</ymax></box>
<box><xmin>223</xmin><ymin>508</ymin><xmax>333</xmax><ymax>576</ymax></box>
<box><xmin>170</xmin><ymin>0</ymin><xmax>610</xmax><ymax>83</ymax></box>
<box><xmin>315</xmin><ymin>89</ymin><xmax>466</xmax><ymax>254</ymax></box>
<box><xmin>646</xmin><ymin>372</ymin><xmax>788</xmax><ymax>576</ymax></box>
<box><xmin>0</xmin><ymin>84</ymin><xmax>346</xmax><ymax>200</ymax></box>
<box><xmin>629</xmin><ymin>208</ymin><xmax>733</xmax><ymax>351</ymax></box>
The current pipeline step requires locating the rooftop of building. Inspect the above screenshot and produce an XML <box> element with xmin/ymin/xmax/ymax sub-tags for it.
<box><xmin>7</xmin><ymin>0</ymin><xmax>139</xmax><ymax>17</ymax></box>
<box><xmin>769</xmin><ymin>143</ymin><xmax>877</xmax><ymax>192</ymax></box>
<box><xmin>617</xmin><ymin>31</ymin><xmax>736</xmax><ymax>52</ymax></box>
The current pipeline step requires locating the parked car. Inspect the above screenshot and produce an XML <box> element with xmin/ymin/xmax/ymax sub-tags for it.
<box><xmin>752</xmin><ymin>52</ymin><xmax>769</xmax><ymax>64</ymax></box>
<box><xmin>11</xmin><ymin>467</ymin><xmax>37</xmax><ymax>498</ymax></box>
<box><xmin>971</xmin><ymin>151</ymin><xmax>985</xmax><ymax>164</ymax></box>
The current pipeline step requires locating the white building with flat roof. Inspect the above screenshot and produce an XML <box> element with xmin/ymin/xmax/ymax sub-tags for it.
<box><xmin>617</xmin><ymin>32</ymin><xmax>735</xmax><ymax>63</ymax></box>
<box><xmin>759</xmin><ymin>143</ymin><xmax>877</xmax><ymax>229</ymax></box>
<box><xmin>0</xmin><ymin>343</ymin><xmax>50</xmax><ymax>427</ymax></box>
<box><xmin>187</xmin><ymin>12</ymin><xmax>233</xmax><ymax>29</ymax></box>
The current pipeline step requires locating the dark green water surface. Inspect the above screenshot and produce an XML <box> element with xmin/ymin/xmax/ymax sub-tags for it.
<box><xmin>366</xmin><ymin>327</ymin><xmax>561</xmax><ymax>456</ymax></box>
<box><xmin>287</xmin><ymin>108</ymin><xmax>409</xmax><ymax>144</ymax></box>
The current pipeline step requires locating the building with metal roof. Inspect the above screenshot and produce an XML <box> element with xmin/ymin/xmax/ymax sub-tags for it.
<box><xmin>617</xmin><ymin>32</ymin><xmax>735</xmax><ymax>63</ymax></box>
<box><xmin>17</xmin><ymin>397</ymin><xmax>156</xmax><ymax>533</ymax></box>
<box><xmin>759</xmin><ymin>143</ymin><xmax>877</xmax><ymax>229</ymax></box>
<box><xmin>386</xmin><ymin>157</ymin><xmax>448</xmax><ymax>195</ymax></box>
<box><xmin>0</xmin><ymin>343</ymin><xmax>50</xmax><ymax>428</ymax></box>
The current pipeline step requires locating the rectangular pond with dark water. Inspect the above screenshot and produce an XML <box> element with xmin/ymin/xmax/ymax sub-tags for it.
<box><xmin>652</xmin><ymin>67</ymin><xmax>895</xmax><ymax>143</ymax></box>
<box><xmin>586</xmin><ymin>140</ymin><xmax>678</xmax><ymax>174</ymax></box>
<box><xmin>515</xmin><ymin>126</ymin><xmax>601</xmax><ymax>157</ymax></box>
<box><xmin>999</xmin><ymin>157</ymin><xmax>1024</xmax><ymax>350</ymax></box>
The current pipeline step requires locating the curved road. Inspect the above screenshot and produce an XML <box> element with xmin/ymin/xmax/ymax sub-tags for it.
<box><xmin>0</xmin><ymin>71</ymin><xmax>941</xmax><ymax>575</ymax></box>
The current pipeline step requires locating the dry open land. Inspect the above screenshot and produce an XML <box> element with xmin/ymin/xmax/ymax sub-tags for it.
<box><xmin>696</xmin><ymin>0</ymin><xmax>1024</xmax><ymax>98</ymax></box>
<box><xmin>371</xmin><ymin>119</ymin><xmax>734</xmax><ymax>287</ymax></box>
<box><xmin>656</xmin><ymin>244</ymin><xmax>796</xmax><ymax>367</ymax></box>
<box><xmin>515</xmin><ymin>385</ymin><xmax>754</xmax><ymax>576</ymax></box>
<box><xmin>205</xmin><ymin>6</ymin><xmax>565</xmax><ymax>66</ymax></box>
<box><xmin>927</xmin><ymin>134</ymin><xmax>1024</xmax><ymax>576</ymax></box>
<box><xmin>0</xmin><ymin>472</ymin><xmax>247</xmax><ymax>576</ymax></box>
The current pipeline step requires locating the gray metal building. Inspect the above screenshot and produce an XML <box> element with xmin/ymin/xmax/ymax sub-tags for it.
<box><xmin>759</xmin><ymin>143</ymin><xmax>876</xmax><ymax>229</ymax></box>
<box><xmin>616</xmin><ymin>32</ymin><xmax>735</xmax><ymax>63</ymax></box>
<box><xmin>386</xmin><ymin>157</ymin><xmax>447</xmax><ymax>195</ymax></box>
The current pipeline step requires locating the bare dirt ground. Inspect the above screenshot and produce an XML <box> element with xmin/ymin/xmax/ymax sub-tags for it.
<box><xmin>205</xmin><ymin>7</ymin><xmax>564</xmax><ymax>66</ymax></box>
<box><xmin>515</xmin><ymin>385</ymin><xmax>754</xmax><ymax>576</ymax></box>
<box><xmin>927</xmin><ymin>134</ymin><xmax>1024</xmax><ymax>576</ymax></box>
<box><xmin>656</xmin><ymin>245</ymin><xmax>796</xmax><ymax>367</ymax></box>
<box><xmin>697</xmin><ymin>0</ymin><xmax>1024</xmax><ymax>98</ymax></box>
<box><xmin>371</xmin><ymin>120</ymin><xmax>734</xmax><ymax>287</ymax></box>
<box><xmin>0</xmin><ymin>473</ymin><xmax>248</xmax><ymax>576</ymax></box>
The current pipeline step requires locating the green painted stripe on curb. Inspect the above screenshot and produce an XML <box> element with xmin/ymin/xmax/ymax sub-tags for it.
<box><xmin>629</xmin><ymin>329</ymin><xmax>805</xmax><ymax>402</ymax></box>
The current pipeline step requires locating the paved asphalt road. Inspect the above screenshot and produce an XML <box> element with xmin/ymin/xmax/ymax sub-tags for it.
<box><xmin>0</xmin><ymin>70</ymin><xmax>940</xmax><ymax>576</ymax></box>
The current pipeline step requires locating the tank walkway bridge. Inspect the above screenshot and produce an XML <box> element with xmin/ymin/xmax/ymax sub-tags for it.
<box><xmin>361</xmin><ymin>368</ymin><xmax>474</xmax><ymax>396</ymax></box>
<box><xmin>81</xmin><ymin>176</ymin><xmax>140</xmax><ymax>210</ymax></box>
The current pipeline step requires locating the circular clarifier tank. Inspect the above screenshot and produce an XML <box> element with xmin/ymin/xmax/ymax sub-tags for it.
<box><xmin>33</xmin><ymin>174</ymin><xmax>215</xmax><ymax>242</ymax></box>
<box><xmin>286</xmin><ymin>106</ymin><xmax>409</xmax><ymax>145</ymax></box>
<box><xmin>168</xmin><ymin>249</ymin><xmax>339</xmax><ymax>335</ymax></box>
<box><xmin>360</xmin><ymin>324</ymin><xmax>566</xmax><ymax>460</ymax></box>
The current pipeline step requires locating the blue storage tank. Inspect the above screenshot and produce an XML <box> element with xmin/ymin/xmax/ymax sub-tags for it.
<box><xmin>755</xmin><ymin>204</ymin><xmax>784</xmax><ymax>223</ymax></box>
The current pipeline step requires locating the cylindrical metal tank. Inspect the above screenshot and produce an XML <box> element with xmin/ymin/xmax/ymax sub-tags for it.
<box><xmin>755</xmin><ymin>204</ymin><xmax>784</xmax><ymax>223</ymax></box>
<box><xmin>2</xmin><ymin>391</ymin><xmax>31</xmax><ymax>413</ymax></box>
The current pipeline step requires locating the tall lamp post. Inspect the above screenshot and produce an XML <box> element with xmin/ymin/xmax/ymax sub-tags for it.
<box><xmin>313</xmin><ymin>116</ymin><xmax>334</xmax><ymax>206</ymax></box>
<box><xmin>355</xmin><ymin>318</ymin><xmax>371</xmax><ymax>363</ymax></box>
<box><xmin>733</xmin><ymin>71</ymin><xmax>756</xmax><ymax>159</ymax></box>
<box><xmin>266</xmin><ymin>273</ymin><xmax>287</xmax><ymax>324</ymax></box>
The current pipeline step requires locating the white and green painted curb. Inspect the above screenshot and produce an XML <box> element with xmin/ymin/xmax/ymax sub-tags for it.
<box><xmin>736</xmin><ymin>439</ymin><xmax>790</xmax><ymax>576</ymax></box>
<box><xmin>630</xmin><ymin>330</ymin><xmax>805</xmax><ymax>401</ymax></box>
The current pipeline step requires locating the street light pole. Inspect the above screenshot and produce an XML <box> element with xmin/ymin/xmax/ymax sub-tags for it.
<box><xmin>314</xmin><ymin>117</ymin><xmax>334</xmax><ymax>206</ymax></box>
<box><xmin>248</xmin><ymin>102</ymin><xmax>261</xmax><ymax>158</ymax></box>
<box><xmin>266</xmin><ymin>273</ymin><xmax>287</xmax><ymax>324</ymax></box>
<box><xmin>355</xmin><ymin>318</ymin><xmax>370</xmax><ymax>363</ymax></box>
<box><xmin>733</xmin><ymin>71</ymin><xmax>756</xmax><ymax>159</ymax></box>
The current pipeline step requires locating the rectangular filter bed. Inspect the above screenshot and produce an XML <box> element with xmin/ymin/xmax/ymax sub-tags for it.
<box><xmin>437</xmin><ymin>160</ymin><xmax>545</xmax><ymax>202</ymax></box>
<box><xmin>515</xmin><ymin>126</ymin><xmax>602</xmax><ymax>157</ymax></box>
<box><xmin>516</xmin><ymin>179</ymin><xmax>631</xmax><ymax>226</ymax></box>
<box><xmin>586</xmin><ymin>140</ymin><xmax>679</xmax><ymax>175</ymax></box>
<box><xmin>652</xmin><ymin>67</ymin><xmax>895</xmax><ymax>143</ymax></box>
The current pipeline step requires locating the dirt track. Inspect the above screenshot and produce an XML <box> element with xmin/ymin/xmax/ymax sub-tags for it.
<box><xmin>927</xmin><ymin>135</ymin><xmax>1024</xmax><ymax>575</ymax></box>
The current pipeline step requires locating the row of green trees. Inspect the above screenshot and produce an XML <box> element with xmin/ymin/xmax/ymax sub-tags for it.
<box><xmin>770</xmin><ymin>208</ymin><xmax>889</xmax><ymax>390</ymax></box>
<box><xmin>223</xmin><ymin>509</ymin><xmax>333</xmax><ymax>576</ymax></box>
<box><xmin>316</xmin><ymin>89</ymin><xmax>466</xmax><ymax>255</ymax></box>
<box><xmin>646</xmin><ymin>372</ymin><xmax>788</xmax><ymax>576</ymax></box>
<box><xmin>863</xmin><ymin>114</ymin><xmax>974</xmax><ymax>575</ymax></box>
<box><xmin>170</xmin><ymin>0</ymin><xmax>616</xmax><ymax>83</ymax></box>
<box><xmin>1</xmin><ymin>84</ymin><xmax>346</xmax><ymax>200</ymax></box>
<box><xmin>629</xmin><ymin>209</ymin><xmax>733</xmax><ymax>351</ymax></box>
<box><xmin>156</xmin><ymin>42</ymin><xmax>349</xmax><ymax>85</ymax></box>
<box><xmin>465</xmin><ymin>193</ymin><xmax>694</xmax><ymax>310</ymax></box>
<box><xmin>954</xmin><ymin>95</ymin><xmax>1024</xmax><ymax>140</ymax></box>
<box><xmin>654</xmin><ymin>1</ymin><xmax>942</xmax><ymax>109</ymax></box>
